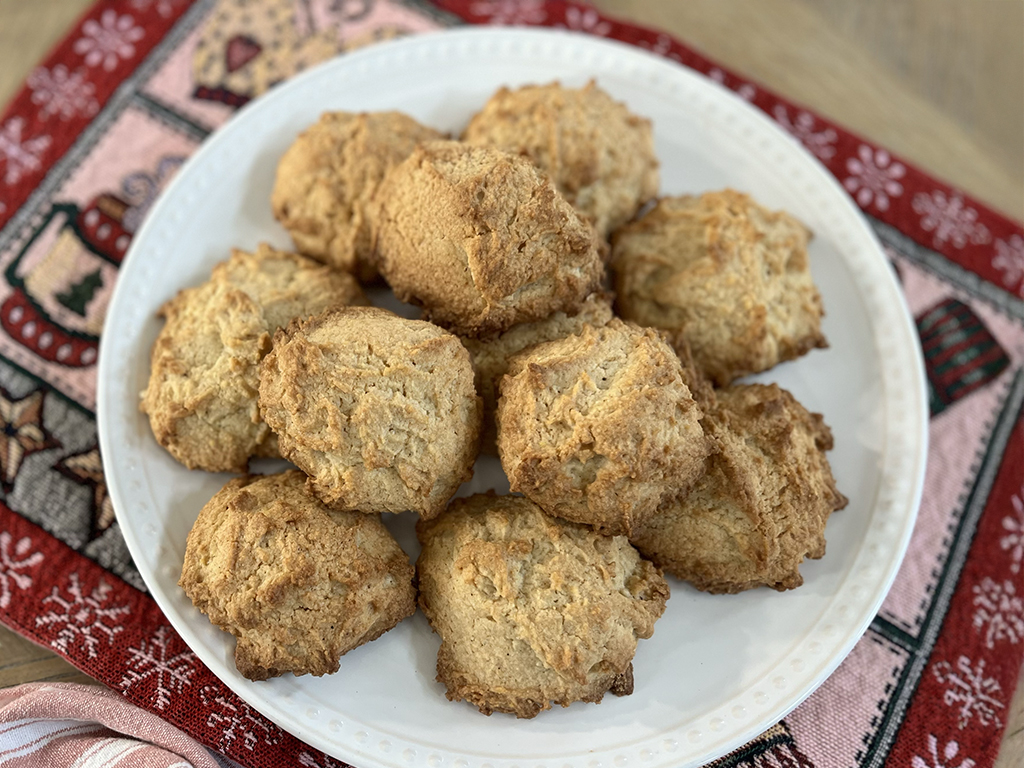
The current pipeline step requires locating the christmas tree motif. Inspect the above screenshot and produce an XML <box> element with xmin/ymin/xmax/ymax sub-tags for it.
<box><xmin>55</xmin><ymin>268</ymin><xmax>104</xmax><ymax>317</ymax></box>
<box><xmin>2</xmin><ymin>155</ymin><xmax>184</xmax><ymax>368</ymax></box>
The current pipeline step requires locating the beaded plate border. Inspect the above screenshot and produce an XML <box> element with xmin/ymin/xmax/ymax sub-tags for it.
<box><xmin>98</xmin><ymin>27</ymin><xmax>928</xmax><ymax>768</ymax></box>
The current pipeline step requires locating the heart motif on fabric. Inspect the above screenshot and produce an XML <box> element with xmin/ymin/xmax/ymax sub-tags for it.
<box><xmin>225</xmin><ymin>35</ymin><xmax>262</xmax><ymax>73</ymax></box>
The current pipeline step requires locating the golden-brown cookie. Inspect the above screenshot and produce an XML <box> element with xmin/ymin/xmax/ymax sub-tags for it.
<box><xmin>416</xmin><ymin>493</ymin><xmax>669</xmax><ymax>718</ymax></box>
<box><xmin>496</xmin><ymin>319</ymin><xmax>711</xmax><ymax>536</ymax></box>
<box><xmin>258</xmin><ymin>306</ymin><xmax>481</xmax><ymax>518</ymax></box>
<box><xmin>612</xmin><ymin>190</ymin><xmax>828</xmax><ymax>385</ymax></box>
<box><xmin>141</xmin><ymin>244</ymin><xmax>366</xmax><ymax>473</ymax></box>
<box><xmin>463</xmin><ymin>81</ymin><xmax>659</xmax><ymax>240</ymax></box>
<box><xmin>461</xmin><ymin>291</ymin><xmax>615</xmax><ymax>454</ymax></box>
<box><xmin>272</xmin><ymin>111</ymin><xmax>443</xmax><ymax>281</ymax></box>
<box><xmin>180</xmin><ymin>470</ymin><xmax>416</xmax><ymax>681</ymax></box>
<box><xmin>373</xmin><ymin>140</ymin><xmax>604</xmax><ymax>337</ymax></box>
<box><xmin>630</xmin><ymin>383</ymin><xmax>848</xmax><ymax>593</ymax></box>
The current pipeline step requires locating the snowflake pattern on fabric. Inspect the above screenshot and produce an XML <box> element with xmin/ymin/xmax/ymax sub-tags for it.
<box><xmin>469</xmin><ymin>0</ymin><xmax>547</xmax><ymax>25</ymax></box>
<box><xmin>119</xmin><ymin>625</ymin><xmax>197</xmax><ymax>710</ymax></box>
<box><xmin>772</xmin><ymin>105</ymin><xmax>838</xmax><ymax>161</ymax></box>
<box><xmin>0</xmin><ymin>5</ymin><xmax>1020</xmax><ymax>768</ymax></box>
<box><xmin>129</xmin><ymin>0</ymin><xmax>187</xmax><ymax>18</ymax></box>
<box><xmin>736</xmin><ymin>82</ymin><xmax>756</xmax><ymax>101</ymax></box>
<box><xmin>0</xmin><ymin>531</ymin><xmax>43</xmax><ymax>609</ymax></box>
<box><xmin>26</xmin><ymin>65</ymin><xmax>99</xmax><ymax>121</ymax></box>
<box><xmin>912</xmin><ymin>191</ymin><xmax>992</xmax><ymax>249</ymax></box>
<box><xmin>706</xmin><ymin>68</ymin><xmax>755</xmax><ymax>100</ymax></box>
<box><xmin>1002</xmin><ymin>488</ymin><xmax>1024</xmax><ymax>574</ymax></box>
<box><xmin>911</xmin><ymin>736</ymin><xmax>976</xmax><ymax>768</ymax></box>
<box><xmin>844</xmin><ymin>144</ymin><xmax>906</xmax><ymax>211</ymax></box>
<box><xmin>200</xmin><ymin>684</ymin><xmax>282</xmax><ymax>753</ymax></box>
<box><xmin>932</xmin><ymin>656</ymin><xmax>1005</xmax><ymax>729</ymax></box>
<box><xmin>299</xmin><ymin>751</ymin><xmax>348</xmax><ymax>768</ymax></box>
<box><xmin>992</xmin><ymin>234</ymin><xmax>1024</xmax><ymax>294</ymax></box>
<box><xmin>73</xmin><ymin>10</ymin><xmax>145</xmax><ymax>72</ymax></box>
<box><xmin>0</xmin><ymin>117</ymin><xmax>52</xmax><ymax>186</ymax></box>
<box><xmin>638</xmin><ymin>33</ymin><xmax>679</xmax><ymax>60</ymax></box>
<box><xmin>35</xmin><ymin>573</ymin><xmax>130</xmax><ymax>658</ymax></box>
<box><xmin>972</xmin><ymin>577</ymin><xmax>1024</xmax><ymax>649</ymax></box>
<box><xmin>560</xmin><ymin>6</ymin><xmax>611</xmax><ymax>35</ymax></box>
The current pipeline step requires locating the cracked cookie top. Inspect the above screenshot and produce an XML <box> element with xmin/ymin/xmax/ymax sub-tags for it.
<box><xmin>258</xmin><ymin>306</ymin><xmax>481</xmax><ymax>518</ymax></box>
<box><xmin>416</xmin><ymin>493</ymin><xmax>668</xmax><ymax>718</ymax></box>
<box><xmin>373</xmin><ymin>140</ymin><xmax>604</xmax><ymax>337</ymax></box>
<box><xmin>497</xmin><ymin>318</ymin><xmax>711</xmax><ymax>536</ymax></box>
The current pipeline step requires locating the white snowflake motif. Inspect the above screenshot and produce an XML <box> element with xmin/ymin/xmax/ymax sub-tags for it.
<box><xmin>639</xmin><ymin>34</ymin><xmax>676</xmax><ymax>59</ymax></box>
<box><xmin>912</xmin><ymin>190</ymin><xmax>991</xmax><ymax>249</ymax></box>
<box><xmin>299</xmin><ymin>751</ymin><xmax>347</xmax><ymax>768</ymax></box>
<box><xmin>35</xmin><ymin>573</ymin><xmax>130</xmax><ymax>658</ymax></box>
<box><xmin>469</xmin><ymin>0</ymin><xmax>546</xmax><ymax>25</ymax></box>
<box><xmin>843</xmin><ymin>144</ymin><xmax>905</xmax><ymax>211</ymax></box>
<box><xmin>773</xmin><ymin>105</ymin><xmax>838</xmax><ymax>161</ymax></box>
<box><xmin>0</xmin><ymin>117</ymin><xmax>52</xmax><ymax>186</ymax></box>
<box><xmin>932</xmin><ymin>655</ymin><xmax>1004</xmax><ymax>728</ymax></box>
<box><xmin>736</xmin><ymin>83</ymin><xmax>756</xmax><ymax>101</ymax></box>
<box><xmin>1002</xmin><ymin>488</ymin><xmax>1024</xmax><ymax>574</ymax></box>
<box><xmin>0</xmin><ymin>531</ymin><xmax>43</xmax><ymax>609</ymax></box>
<box><xmin>560</xmin><ymin>6</ymin><xmax>612</xmax><ymax>36</ymax></box>
<box><xmin>129</xmin><ymin>0</ymin><xmax>185</xmax><ymax>17</ymax></box>
<box><xmin>26</xmin><ymin>65</ymin><xmax>99</xmax><ymax>121</ymax></box>
<box><xmin>992</xmin><ymin>234</ymin><xmax>1024</xmax><ymax>294</ymax></box>
<box><xmin>706</xmin><ymin>68</ymin><xmax>754</xmax><ymax>100</ymax></box>
<box><xmin>73</xmin><ymin>10</ymin><xmax>145</xmax><ymax>72</ymax></box>
<box><xmin>200</xmin><ymin>684</ymin><xmax>281</xmax><ymax>752</ymax></box>
<box><xmin>911</xmin><ymin>735</ymin><xmax>976</xmax><ymax>768</ymax></box>
<box><xmin>119</xmin><ymin>625</ymin><xmax>196</xmax><ymax>710</ymax></box>
<box><xmin>972</xmin><ymin>578</ymin><xmax>1024</xmax><ymax>648</ymax></box>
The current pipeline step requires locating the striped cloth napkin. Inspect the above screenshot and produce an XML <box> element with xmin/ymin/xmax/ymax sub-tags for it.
<box><xmin>0</xmin><ymin>682</ymin><xmax>222</xmax><ymax>767</ymax></box>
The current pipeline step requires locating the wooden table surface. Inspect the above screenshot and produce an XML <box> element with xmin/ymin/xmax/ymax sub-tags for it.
<box><xmin>0</xmin><ymin>0</ymin><xmax>1021</xmax><ymax>765</ymax></box>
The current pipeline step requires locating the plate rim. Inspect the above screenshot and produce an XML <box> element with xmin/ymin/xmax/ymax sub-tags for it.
<box><xmin>97</xmin><ymin>25</ymin><xmax>930</xmax><ymax>768</ymax></box>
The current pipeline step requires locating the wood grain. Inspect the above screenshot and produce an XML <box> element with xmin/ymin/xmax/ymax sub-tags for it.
<box><xmin>592</xmin><ymin>0</ymin><xmax>1023</xmax><ymax>220</ymax></box>
<box><xmin>0</xmin><ymin>0</ymin><xmax>1021</xmax><ymax>765</ymax></box>
<box><xmin>0</xmin><ymin>624</ymin><xmax>98</xmax><ymax>688</ymax></box>
<box><xmin>0</xmin><ymin>0</ymin><xmax>94</xmax><ymax>105</ymax></box>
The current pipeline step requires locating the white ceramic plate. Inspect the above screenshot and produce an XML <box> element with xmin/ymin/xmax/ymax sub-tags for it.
<box><xmin>98</xmin><ymin>27</ymin><xmax>928</xmax><ymax>768</ymax></box>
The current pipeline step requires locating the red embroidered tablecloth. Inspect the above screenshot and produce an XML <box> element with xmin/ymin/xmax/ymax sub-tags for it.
<box><xmin>0</xmin><ymin>2</ymin><xmax>1022</xmax><ymax>767</ymax></box>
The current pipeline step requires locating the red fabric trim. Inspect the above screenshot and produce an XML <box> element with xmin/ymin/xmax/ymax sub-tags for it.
<box><xmin>0</xmin><ymin>0</ymin><xmax>192</xmax><ymax>231</ymax></box>
<box><xmin>0</xmin><ymin>2</ymin><xmax>1022</xmax><ymax>767</ymax></box>
<box><xmin>885</xmin><ymin>411</ymin><xmax>1024</xmax><ymax>767</ymax></box>
<box><xmin>0</xmin><ymin>503</ymin><xmax>349</xmax><ymax>768</ymax></box>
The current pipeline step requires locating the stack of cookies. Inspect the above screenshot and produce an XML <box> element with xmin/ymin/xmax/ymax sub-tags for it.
<box><xmin>145</xmin><ymin>81</ymin><xmax>847</xmax><ymax>719</ymax></box>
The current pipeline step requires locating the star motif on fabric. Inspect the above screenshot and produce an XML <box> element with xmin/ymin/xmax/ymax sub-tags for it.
<box><xmin>0</xmin><ymin>387</ymin><xmax>60</xmax><ymax>492</ymax></box>
<box><xmin>54</xmin><ymin>446</ymin><xmax>113</xmax><ymax>539</ymax></box>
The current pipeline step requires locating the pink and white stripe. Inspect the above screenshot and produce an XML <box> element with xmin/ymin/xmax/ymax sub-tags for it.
<box><xmin>0</xmin><ymin>683</ymin><xmax>220</xmax><ymax>767</ymax></box>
